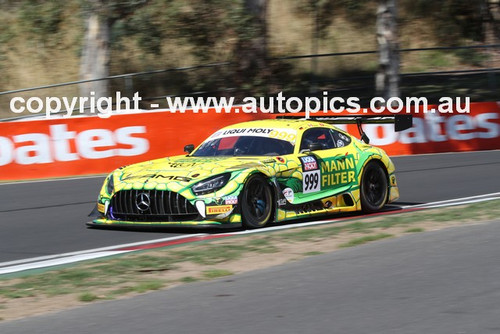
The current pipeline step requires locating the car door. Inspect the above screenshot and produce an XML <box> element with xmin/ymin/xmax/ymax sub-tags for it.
<box><xmin>297</xmin><ymin>127</ymin><xmax>356</xmax><ymax>199</ymax></box>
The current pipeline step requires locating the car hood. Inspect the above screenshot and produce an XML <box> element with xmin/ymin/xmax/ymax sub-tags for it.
<box><xmin>113</xmin><ymin>155</ymin><xmax>282</xmax><ymax>190</ymax></box>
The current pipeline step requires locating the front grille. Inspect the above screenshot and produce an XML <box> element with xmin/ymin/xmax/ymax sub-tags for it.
<box><xmin>109</xmin><ymin>190</ymin><xmax>199</xmax><ymax>222</ymax></box>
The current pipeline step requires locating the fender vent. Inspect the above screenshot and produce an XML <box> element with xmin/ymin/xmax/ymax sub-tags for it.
<box><xmin>342</xmin><ymin>194</ymin><xmax>354</xmax><ymax>206</ymax></box>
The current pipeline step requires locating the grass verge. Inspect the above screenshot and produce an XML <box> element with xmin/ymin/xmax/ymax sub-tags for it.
<box><xmin>0</xmin><ymin>199</ymin><xmax>499</xmax><ymax>321</ymax></box>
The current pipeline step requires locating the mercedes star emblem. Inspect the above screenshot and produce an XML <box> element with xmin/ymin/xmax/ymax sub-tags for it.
<box><xmin>135</xmin><ymin>192</ymin><xmax>151</xmax><ymax>211</ymax></box>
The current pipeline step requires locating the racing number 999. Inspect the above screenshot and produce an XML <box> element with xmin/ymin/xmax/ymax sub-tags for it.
<box><xmin>269</xmin><ymin>130</ymin><xmax>296</xmax><ymax>142</ymax></box>
<box><xmin>303</xmin><ymin>170</ymin><xmax>320</xmax><ymax>194</ymax></box>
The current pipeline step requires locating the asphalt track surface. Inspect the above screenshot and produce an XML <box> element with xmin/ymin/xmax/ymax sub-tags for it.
<box><xmin>0</xmin><ymin>150</ymin><xmax>499</xmax><ymax>263</ymax></box>
<box><xmin>1</xmin><ymin>220</ymin><xmax>500</xmax><ymax>333</ymax></box>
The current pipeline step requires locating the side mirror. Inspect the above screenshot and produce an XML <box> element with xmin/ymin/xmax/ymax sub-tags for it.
<box><xmin>308</xmin><ymin>143</ymin><xmax>323</xmax><ymax>152</ymax></box>
<box><xmin>184</xmin><ymin>144</ymin><xmax>195</xmax><ymax>154</ymax></box>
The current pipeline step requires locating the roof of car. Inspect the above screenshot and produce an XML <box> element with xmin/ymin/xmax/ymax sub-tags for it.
<box><xmin>221</xmin><ymin>118</ymin><xmax>332</xmax><ymax>131</ymax></box>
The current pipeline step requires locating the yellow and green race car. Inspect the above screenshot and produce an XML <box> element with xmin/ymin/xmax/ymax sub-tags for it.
<box><xmin>88</xmin><ymin>115</ymin><xmax>411</xmax><ymax>229</ymax></box>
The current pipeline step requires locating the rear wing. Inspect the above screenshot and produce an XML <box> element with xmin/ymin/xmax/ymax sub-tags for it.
<box><xmin>277</xmin><ymin>114</ymin><xmax>413</xmax><ymax>144</ymax></box>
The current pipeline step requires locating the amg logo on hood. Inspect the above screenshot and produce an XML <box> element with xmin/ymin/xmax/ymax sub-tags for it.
<box><xmin>122</xmin><ymin>174</ymin><xmax>192</xmax><ymax>182</ymax></box>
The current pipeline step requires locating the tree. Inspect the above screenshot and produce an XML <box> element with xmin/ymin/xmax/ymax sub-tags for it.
<box><xmin>233</xmin><ymin>0</ymin><xmax>268</xmax><ymax>94</ymax></box>
<box><xmin>79</xmin><ymin>0</ymin><xmax>148</xmax><ymax>107</ymax></box>
<box><xmin>482</xmin><ymin>0</ymin><xmax>500</xmax><ymax>43</ymax></box>
<box><xmin>375</xmin><ymin>0</ymin><xmax>399</xmax><ymax>100</ymax></box>
<box><xmin>79</xmin><ymin>4</ymin><xmax>110</xmax><ymax>103</ymax></box>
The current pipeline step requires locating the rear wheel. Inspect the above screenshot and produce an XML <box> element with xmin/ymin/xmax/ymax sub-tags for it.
<box><xmin>241</xmin><ymin>175</ymin><xmax>273</xmax><ymax>228</ymax></box>
<box><xmin>360</xmin><ymin>161</ymin><xmax>388</xmax><ymax>213</ymax></box>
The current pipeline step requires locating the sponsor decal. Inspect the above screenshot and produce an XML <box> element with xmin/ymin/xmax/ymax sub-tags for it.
<box><xmin>167</xmin><ymin>162</ymin><xmax>199</xmax><ymax>168</ymax></box>
<box><xmin>300</xmin><ymin>156</ymin><xmax>318</xmax><ymax>171</ymax></box>
<box><xmin>338</xmin><ymin>133</ymin><xmax>350</xmax><ymax>142</ymax></box>
<box><xmin>224</xmin><ymin>195</ymin><xmax>238</xmax><ymax>205</ymax></box>
<box><xmin>357</xmin><ymin>113</ymin><xmax>499</xmax><ymax>146</ymax></box>
<box><xmin>320</xmin><ymin>154</ymin><xmax>356</xmax><ymax>188</ymax></box>
<box><xmin>208</xmin><ymin>127</ymin><xmax>297</xmax><ymax>142</ymax></box>
<box><xmin>300</xmin><ymin>156</ymin><xmax>321</xmax><ymax>193</ymax></box>
<box><xmin>283</xmin><ymin>187</ymin><xmax>295</xmax><ymax>202</ymax></box>
<box><xmin>302</xmin><ymin>170</ymin><xmax>321</xmax><ymax>193</ymax></box>
<box><xmin>212</xmin><ymin>197</ymin><xmax>224</xmax><ymax>205</ymax></box>
<box><xmin>0</xmin><ymin>124</ymin><xmax>148</xmax><ymax>167</ymax></box>
<box><xmin>121</xmin><ymin>174</ymin><xmax>192</xmax><ymax>182</ymax></box>
<box><xmin>206</xmin><ymin>205</ymin><xmax>233</xmax><ymax>215</ymax></box>
<box><xmin>277</xmin><ymin>198</ymin><xmax>287</xmax><ymax>206</ymax></box>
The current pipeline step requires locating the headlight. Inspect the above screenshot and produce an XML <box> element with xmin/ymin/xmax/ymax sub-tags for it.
<box><xmin>106</xmin><ymin>174</ymin><xmax>114</xmax><ymax>195</ymax></box>
<box><xmin>191</xmin><ymin>173</ymin><xmax>231</xmax><ymax>195</ymax></box>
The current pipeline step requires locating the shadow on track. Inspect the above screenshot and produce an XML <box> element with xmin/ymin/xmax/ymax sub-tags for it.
<box><xmin>86</xmin><ymin>202</ymin><xmax>423</xmax><ymax>234</ymax></box>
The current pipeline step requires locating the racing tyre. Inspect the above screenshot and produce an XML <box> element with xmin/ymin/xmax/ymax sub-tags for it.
<box><xmin>241</xmin><ymin>175</ymin><xmax>273</xmax><ymax>228</ymax></box>
<box><xmin>360</xmin><ymin>161</ymin><xmax>388</xmax><ymax>213</ymax></box>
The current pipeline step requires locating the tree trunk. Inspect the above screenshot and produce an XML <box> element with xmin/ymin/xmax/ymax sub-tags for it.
<box><xmin>234</xmin><ymin>0</ymin><xmax>268</xmax><ymax>94</ymax></box>
<box><xmin>482</xmin><ymin>0</ymin><xmax>500</xmax><ymax>66</ymax></box>
<box><xmin>79</xmin><ymin>11</ymin><xmax>110</xmax><ymax>110</ymax></box>
<box><xmin>243</xmin><ymin>0</ymin><xmax>267</xmax><ymax>65</ymax></box>
<box><xmin>375</xmin><ymin>0</ymin><xmax>399</xmax><ymax>101</ymax></box>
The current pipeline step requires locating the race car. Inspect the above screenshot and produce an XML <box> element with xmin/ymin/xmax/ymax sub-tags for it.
<box><xmin>88</xmin><ymin>115</ymin><xmax>412</xmax><ymax>229</ymax></box>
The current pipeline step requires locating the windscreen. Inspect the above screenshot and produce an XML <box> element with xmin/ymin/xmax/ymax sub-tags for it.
<box><xmin>192</xmin><ymin>135</ymin><xmax>295</xmax><ymax>157</ymax></box>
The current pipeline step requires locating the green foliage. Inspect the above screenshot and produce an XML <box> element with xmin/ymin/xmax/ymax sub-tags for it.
<box><xmin>455</xmin><ymin>48</ymin><xmax>490</xmax><ymax>67</ymax></box>
<box><xmin>292</xmin><ymin>0</ymin><xmax>374</xmax><ymax>36</ymax></box>
<box><xmin>174</xmin><ymin>0</ymin><xmax>252</xmax><ymax>61</ymax></box>
<box><xmin>292</xmin><ymin>0</ymin><xmax>486</xmax><ymax>43</ymax></box>
<box><xmin>401</xmin><ymin>0</ymin><xmax>484</xmax><ymax>44</ymax></box>
<box><xmin>405</xmin><ymin>227</ymin><xmax>425</xmax><ymax>233</ymax></box>
<box><xmin>303</xmin><ymin>251</ymin><xmax>324</xmax><ymax>256</ymax></box>
<box><xmin>0</xmin><ymin>22</ymin><xmax>16</xmax><ymax>45</ymax></box>
<box><xmin>1</xmin><ymin>0</ymin><xmax>496</xmax><ymax>103</ymax></box>
<box><xmin>18</xmin><ymin>0</ymin><xmax>63</xmax><ymax>41</ymax></box>
<box><xmin>339</xmin><ymin>234</ymin><xmax>393</xmax><ymax>248</ymax></box>
<box><xmin>80</xmin><ymin>0</ymin><xmax>149</xmax><ymax>22</ymax></box>
<box><xmin>133</xmin><ymin>280</ymin><xmax>164</xmax><ymax>293</ymax></box>
<box><xmin>79</xmin><ymin>292</ymin><xmax>99</xmax><ymax>302</ymax></box>
<box><xmin>202</xmin><ymin>269</ymin><xmax>233</xmax><ymax>279</ymax></box>
<box><xmin>112</xmin><ymin>0</ymin><xmax>178</xmax><ymax>55</ymax></box>
<box><xmin>419</xmin><ymin>50</ymin><xmax>453</xmax><ymax>68</ymax></box>
<box><xmin>173</xmin><ymin>244</ymin><xmax>247</xmax><ymax>265</ymax></box>
<box><xmin>180</xmin><ymin>276</ymin><xmax>199</xmax><ymax>283</ymax></box>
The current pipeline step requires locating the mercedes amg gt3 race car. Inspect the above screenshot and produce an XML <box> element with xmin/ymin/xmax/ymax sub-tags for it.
<box><xmin>88</xmin><ymin>115</ymin><xmax>412</xmax><ymax>229</ymax></box>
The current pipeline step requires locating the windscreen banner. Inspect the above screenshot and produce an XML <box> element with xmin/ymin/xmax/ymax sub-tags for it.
<box><xmin>0</xmin><ymin>102</ymin><xmax>499</xmax><ymax>180</ymax></box>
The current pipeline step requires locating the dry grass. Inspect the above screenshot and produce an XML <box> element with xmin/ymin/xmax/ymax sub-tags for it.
<box><xmin>0</xmin><ymin>0</ymin><xmax>488</xmax><ymax>118</ymax></box>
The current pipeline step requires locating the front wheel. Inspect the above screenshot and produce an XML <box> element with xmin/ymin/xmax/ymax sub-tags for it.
<box><xmin>240</xmin><ymin>175</ymin><xmax>273</xmax><ymax>229</ymax></box>
<box><xmin>360</xmin><ymin>161</ymin><xmax>388</xmax><ymax>213</ymax></box>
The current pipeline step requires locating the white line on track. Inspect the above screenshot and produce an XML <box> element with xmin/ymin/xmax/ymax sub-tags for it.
<box><xmin>401</xmin><ymin>192</ymin><xmax>500</xmax><ymax>208</ymax></box>
<box><xmin>0</xmin><ymin>252</ymin><xmax>132</xmax><ymax>275</ymax></box>
<box><xmin>418</xmin><ymin>197</ymin><xmax>500</xmax><ymax>209</ymax></box>
<box><xmin>0</xmin><ymin>234</ymin><xmax>205</xmax><ymax>269</ymax></box>
<box><xmin>1</xmin><ymin>191</ymin><xmax>499</xmax><ymax>275</ymax></box>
